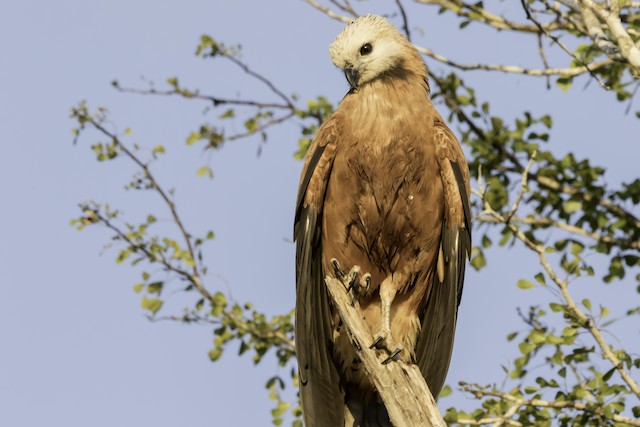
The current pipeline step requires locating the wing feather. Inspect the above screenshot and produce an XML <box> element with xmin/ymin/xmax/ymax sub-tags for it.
<box><xmin>415</xmin><ymin>115</ymin><xmax>471</xmax><ymax>399</ymax></box>
<box><xmin>294</xmin><ymin>117</ymin><xmax>344</xmax><ymax>427</ymax></box>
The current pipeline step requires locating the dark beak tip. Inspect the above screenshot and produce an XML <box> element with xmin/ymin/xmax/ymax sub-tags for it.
<box><xmin>344</xmin><ymin>67</ymin><xmax>359</xmax><ymax>90</ymax></box>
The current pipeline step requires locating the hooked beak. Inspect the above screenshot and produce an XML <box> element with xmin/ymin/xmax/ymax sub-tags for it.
<box><xmin>344</xmin><ymin>66</ymin><xmax>360</xmax><ymax>90</ymax></box>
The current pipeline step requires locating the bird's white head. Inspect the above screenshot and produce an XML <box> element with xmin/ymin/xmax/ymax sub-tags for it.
<box><xmin>329</xmin><ymin>15</ymin><xmax>414</xmax><ymax>90</ymax></box>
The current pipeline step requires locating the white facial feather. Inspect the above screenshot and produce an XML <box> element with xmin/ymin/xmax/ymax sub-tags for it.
<box><xmin>329</xmin><ymin>15</ymin><xmax>412</xmax><ymax>87</ymax></box>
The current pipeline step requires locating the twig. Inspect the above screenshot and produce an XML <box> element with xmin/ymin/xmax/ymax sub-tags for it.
<box><xmin>223</xmin><ymin>112</ymin><xmax>296</xmax><ymax>143</ymax></box>
<box><xmin>329</xmin><ymin>0</ymin><xmax>357</xmax><ymax>17</ymax></box>
<box><xmin>475</xmin><ymin>215</ymin><xmax>640</xmax><ymax>250</ymax></box>
<box><xmin>418</xmin><ymin>45</ymin><xmax>614</xmax><ymax>77</ymax></box>
<box><xmin>115</xmin><ymin>85</ymin><xmax>295</xmax><ymax>111</ymax></box>
<box><xmin>395</xmin><ymin>0</ymin><xmax>412</xmax><ymax>41</ymax></box>
<box><xmin>414</xmin><ymin>0</ymin><xmax>576</xmax><ymax>33</ymax></box>
<box><xmin>505</xmin><ymin>150</ymin><xmax>537</xmax><ymax>222</ymax></box>
<box><xmin>537</xmin><ymin>33</ymin><xmax>552</xmax><ymax>89</ymax></box>
<box><xmin>303</xmin><ymin>0</ymin><xmax>353</xmax><ymax>23</ymax></box>
<box><xmin>223</xmin><ymin>55</ymin><xmax>296</xmax><ymax>109</ymax></box>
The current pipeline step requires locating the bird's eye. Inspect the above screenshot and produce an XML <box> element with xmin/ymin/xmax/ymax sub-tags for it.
<box><xmin>359</xmin><ymin>43</ymin><xmax>372</xmax><ymax>56</ymax></box>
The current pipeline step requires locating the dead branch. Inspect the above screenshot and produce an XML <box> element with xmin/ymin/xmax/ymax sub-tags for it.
<box><xmin>325</xmin><ymin>276</ymin><xmax>446</xmax><ymax>427</ymax></box>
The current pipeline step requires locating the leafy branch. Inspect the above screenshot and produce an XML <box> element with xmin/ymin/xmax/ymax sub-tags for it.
<box><xmin>70</xmin><ymin>102</ymin><xmax>296</xmax><ymax>366</ymax></box>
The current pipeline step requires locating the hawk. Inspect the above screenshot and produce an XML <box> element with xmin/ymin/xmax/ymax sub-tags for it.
<box><xmin>294</xmin><ymin>15</ymin><xmax>471</xmax><ymax>426</ymax></box>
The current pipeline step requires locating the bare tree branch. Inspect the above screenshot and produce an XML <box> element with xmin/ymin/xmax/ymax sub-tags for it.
<box><xmin>578</xmin><ymin>0</ymin><xmax>640</xmax><ymax>73</ymax></box>
<box><xmin>325</xmin><ymin>276</ymin><xmax>446</xmax><ymax>427</ymax></box>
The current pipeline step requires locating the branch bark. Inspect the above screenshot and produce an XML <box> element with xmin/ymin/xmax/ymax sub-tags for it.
<box><xmin>325</xmin><ymin>276</ymin><xmax>446</xmax><ymax>427</ymax></box>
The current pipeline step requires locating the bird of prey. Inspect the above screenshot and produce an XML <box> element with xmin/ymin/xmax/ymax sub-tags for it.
<box><xmin>294</xmin><ymin>15</ymin><xmax>471</xmax><ymax>427</ymax></box>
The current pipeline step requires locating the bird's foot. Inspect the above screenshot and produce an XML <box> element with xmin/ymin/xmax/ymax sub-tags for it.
<box><xmin>370</xmin><ymin>329</ymin><xmax>404</xmax><ymax>364</ymax></box>
<box><xmin>330</xmin><ymin>258</ymin><xmax>372</xmax><ymax>304</ymax></box>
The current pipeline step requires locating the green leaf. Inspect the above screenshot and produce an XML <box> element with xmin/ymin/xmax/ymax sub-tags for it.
<box><xmin>517</xmin><ymin>279</ymin><xmax>535</xmax><ymax>290</ymax></box>
<box><xmin>208</xmin><ymin>348</ymin><xmax>223</xmax><ymax>361</ymax></box>
<box><xmin>519</xmin><ymin>342</ymin><xmax>536</xmax><ymax>355</ymax></box>
<box><xmin>186</xmin><ymin>132</ymin><xmax>201</xmax><ymax>146</ymax></box>
<box><xmin>272</xmin><ymin>401</ymin><xmax>291</xmax><ymax>417</ymax></box>
<box><xmin>582</xmin><ymin>298</ymin><xmax>592</xmax><ymax>311</ymax></box>
<box><xmin>470</xmin><ymin>247</ymin><xmax>486</xmax><ymax>270</ymax></box>
<box><xmin>133</xmin><ymin>283</ymin><xmax>144</xmax><ymax>294</ymax></box>
<box><xmin>490</xmin><ymin>116</ymin><xmax>503</xmax><ymax>131</ymax></box>
<box><xmin>556</xmin><ymin>76</ymin><xmax>573</xmax><ymax>92</ymax></box>
<box><xmin>540</xmin><ymin>115</ymin><xmax>553</xmax><ymax>128</ymax></box>
<box><xmin>439</xmin><ymin>385</ymin><xmax>452</xmax><ymax>398</ymax></box>
<box><xmin>147</xmin><ymin>281</ymin><xmax>163</xmax><ymax>294</ymax></box>
<box><xmin>550</xmin><ymin>303</ymin><xmax>564</xmax><ymax>312</ymax></box>
<box><xmin>167</xmin><ymin>76</ymin><xmax>179</xmax><ymax>87</ymax></box>
<box><xmin>141</xmin><ymin>296</ymin><xmax>163</xmax><ymax>314</ymax></box>
<box><xmin>563</xmin><ymin>200</ymin><xmax>582</xmax><ymax>213</ymax></box>
<box><xmin>545</xmin><ymin>334</ymin><xmax>563</xmax><ymax>345</ymax></box>
<box><xmin>534</xmin><ymin>272</ymin><xmax>546</xmax><ymax>285</ymax></box>
<box><xmin>196</xmin><ymin>165</ymin><xmax>213</xmax><ymax>178</ymax></box>
<box><xmin>530</xmin><ymin>330</ymin><xmax>546</xmax><ymax>344</ymax></box>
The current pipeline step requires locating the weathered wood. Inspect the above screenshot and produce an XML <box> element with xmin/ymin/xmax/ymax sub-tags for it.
<box><xmin>325</xmin><ymin>276</ymin><xmax>447</xmax><ymax>427</ymax></box>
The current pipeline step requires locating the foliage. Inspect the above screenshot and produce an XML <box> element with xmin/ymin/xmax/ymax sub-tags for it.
<box><xmin>70</xmin><ymin>1</ymin><xmax>640</xmax><ymax>425</ymax></box>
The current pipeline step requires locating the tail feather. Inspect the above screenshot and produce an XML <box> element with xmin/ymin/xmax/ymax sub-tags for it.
<box><xmin>345</xmin><ymin>392</ymin><xmax>393</xmax><ymax>427</ymax></box>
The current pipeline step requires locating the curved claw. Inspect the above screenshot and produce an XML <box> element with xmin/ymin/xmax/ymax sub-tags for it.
<box><xmin>382</xmin><ymin>347</ymin><xmax>403</xmax><ymax>365</ymax></box>
<box><xmin>370</xmin><ymin>334</ymin><xmax>385</xmax><ymax>349</ymax></box>
<box><xmin>347</xmin><ymin>266</ymin><xmax>361</xmax><ymax>291</ymax></box>
<box><xmin>361</xmin><ymin>273</ymin><xmax>371</xmax><ymax>295</ymax></box>
<box><xmin>331</xmin><ymin>258</ymin><xmax>344</xmax><ymax>279</ymax></box>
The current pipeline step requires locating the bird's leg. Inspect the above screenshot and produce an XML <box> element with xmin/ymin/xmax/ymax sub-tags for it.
<box><xmin>370</xmin><ymin>277</ymin><xmax>404</xmax><ymax>364</ymax></box>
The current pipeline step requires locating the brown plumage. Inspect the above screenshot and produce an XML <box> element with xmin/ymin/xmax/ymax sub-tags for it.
<box><xmin>294</xmin><ymin>15</ymin><xmax>471</xmax><ymax>427</ymax></box>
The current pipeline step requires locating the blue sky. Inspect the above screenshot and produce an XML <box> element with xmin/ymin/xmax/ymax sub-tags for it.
<box><xmin>1</xmin><ymin>1</ymin><xmax>638</xmax><ymax>426</ymax></box>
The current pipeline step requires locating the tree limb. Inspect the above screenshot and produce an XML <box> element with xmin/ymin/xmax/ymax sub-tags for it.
<box><xmin>325</xmin><ymin>276</ymin><xmax>446</xmax><ymax>427</ymax></box>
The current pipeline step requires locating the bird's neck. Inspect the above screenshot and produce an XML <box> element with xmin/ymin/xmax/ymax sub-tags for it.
<box><xmin>341</xmin><ymin>66</ymin><xmax>432</xmax><ymax>139</ymax></box>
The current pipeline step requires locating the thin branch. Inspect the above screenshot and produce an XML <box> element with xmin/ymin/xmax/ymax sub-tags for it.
<box><xmin>223</xmin><ymin>55</ymin><xmax>296</xmax><ymax>109</ymax></box>
<box><xmin>414</xmin><ymin>0</ymin><xmax>576</xmax><ymax>33</ymax></box>
<box><xmin>115</xmin><ymin>84</ymin><xmax>295</xmax><ymax>111</ymax></box>
<box><xmin>461</xmin><ymin>386</ymin><xmax>640</xmax><ymax>426</ymax></box>
<box><xmin>531</xmin><ymin>173</ymin><xmax>640</xmax><ymax>231</ymax></box>
<box><xmin>222</xmin><ymin>112</ymin><xmax>296</xmax><ymax>143</ymax></box>
<box><xmin>329</xmin><ymin>0</ymin><xmax>357</xmax><ymax>17</ymax></box>
<box><xmin>395</xmin><ymin>0</ymin><xmax>412</xmax><ymax>41</ymax></box>
<box><xmin>520</xmin><ymin>0</ymin><xmax>611</xmax><ymax>89</ymax></box>
<box><xmin>476</xmin><ymin>215</ymin><xmax>640</xmax><ymax>250</ymax></box>
<box><xmin>537</xmin><ymin>33</ymin><xmax>552</xmax><ymax>89</ymax></box>
<box><xmin>303</xmin><ymin>0</ymin><xmax>353</xmax><ymax>23</ymax></box>
<box><xmin>416</xmin><ymin>46</ymin><xmax>614</xmax><ymax>77</ymax></box>
<box><xmin>505</xmin><ymin>150</ymin><xmax>537</xmax><ymax>222</ymax></box>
